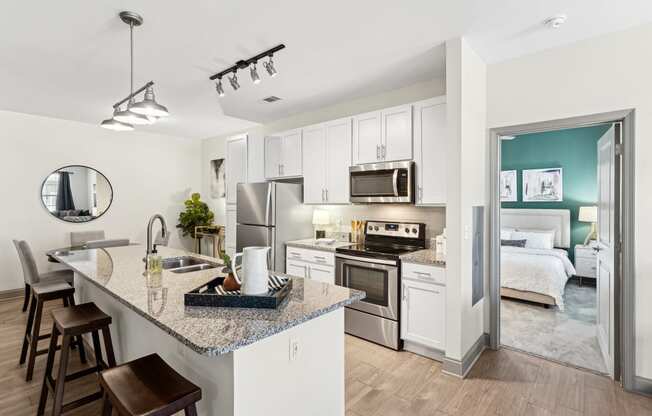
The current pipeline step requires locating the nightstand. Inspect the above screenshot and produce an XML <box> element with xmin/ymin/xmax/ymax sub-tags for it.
<box><xmin>574</xmin><ymin>244</ymin><xmax>597</xmax><ymax>286</ymax></box>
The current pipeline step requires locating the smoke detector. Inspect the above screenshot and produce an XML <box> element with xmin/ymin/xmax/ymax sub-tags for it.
<box><xmin>544</xmin><ymin>14</ymin><xmax>567</xmax><ymax>29</ymax></box>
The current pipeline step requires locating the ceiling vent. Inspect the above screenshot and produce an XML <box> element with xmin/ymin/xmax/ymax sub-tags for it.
<box><xmin>263</xmin><ymin>96</ymin><xmax>281</xmax><ymax>103</ymax></box>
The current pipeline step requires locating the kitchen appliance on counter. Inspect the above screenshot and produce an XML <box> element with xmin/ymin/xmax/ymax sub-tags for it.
<box><xmin>335</xmin><ymin>220</ymin><xmax>426</xmax><ymax>350</ymax></box>
<box><xmin>349</xmin><ymin>161</ymin><xmax>415</xmax><ymax>204</ymax></box>
<box><xmin>236</xmin><ymin>182</ymin><xmax>313</xmax><ymax>273</ymax></box>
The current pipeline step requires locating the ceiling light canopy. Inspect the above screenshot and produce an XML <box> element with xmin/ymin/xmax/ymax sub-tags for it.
<box><xmin>209</xmin><ymin>44</ymin><xmax>284</xmax><ymax>97</ymax></box>
<box><xmin>100</xmin><ymin>11</ymin><xmax>170</xmax><ymax>131</ymax></box>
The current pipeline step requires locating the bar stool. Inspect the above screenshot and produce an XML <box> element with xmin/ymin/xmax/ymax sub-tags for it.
<box><xmin>37</xmin><ymin>302</ymin><xmax>117</xmax><ymax>416</ymax></box>
<box><xmin>100</xmin><ymin>353</ymin><xmax>202</xmax><ymax>416</ymax></box>
<box><xmin>20</xmin><ymin>280</ymin><xmax>85</xmax><ymax>381</ymax></box>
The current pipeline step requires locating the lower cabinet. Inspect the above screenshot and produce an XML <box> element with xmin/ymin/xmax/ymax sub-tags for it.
<box><xmin>285</xmin><ymin>248</ymin><xmax>335</xmax><ymax>285</ymax></box>
<box><xmin>401</xmin><ymin>265</ymin><xmax>446</xmax><ymax>351</ymax></box>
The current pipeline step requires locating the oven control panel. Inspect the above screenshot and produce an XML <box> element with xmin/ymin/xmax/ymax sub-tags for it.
<box><xmin>365</xmin><ymin>221</ymin><xmax>423</xmax><ymax>238</ymax></box>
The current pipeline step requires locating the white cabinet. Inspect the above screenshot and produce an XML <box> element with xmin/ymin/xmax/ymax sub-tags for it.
<box><xmin>285</xmin><ymin>247</ymin><xmax>335</xmax><ymax>284</ymax></box>
<box><xmin>302</xmin><ymin>118</ymin><xmax>352</xmax><ymax>204</ymax></box>
<box><xmin>413</xmin><ymin>97</ymin><xmax>446</xmax><ymax>205</ymax></box>
<box><xmin>225</xmin><ymin>134</ymin><xmax>248</xmax><ymax>205</ymax></box>
<box><xmin>575</xmin><ymin>244</ymin><xmax>597</xmax><ymax>286</ymax></box>
<box><xmin>225</xmin><ymin>206</ymin><xmax>237</xmax><ymax>257</ymax></box>
<box><xmin>401</xmin><ymin>264</ymin><xmax>446</xmax><ymax>351</ymax></box>
<box><xmin>265</xmin><ymin>129</ymin><xmax>302</xmax><ymax>179</ymax></box>
<box><xmin>352</xmin><ymin>105</ymin><xmax>412</xmax><ymax>165</ymax></box>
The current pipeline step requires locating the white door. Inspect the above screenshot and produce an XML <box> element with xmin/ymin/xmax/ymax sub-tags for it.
<box><xmin>325</xmin><ymin>118</ymin><xmax>352</xmax><ymax>204</ymax></box>
<box><xmin>302</xmin><ymin>124</ymin><xmax>326</xmax><ymax>204</ymax></box>
<box><xmin>382</xmin><ymin>104</ymin><xmax>413</xmax><ymax>162</ymax></box>
<box><xmin>596</xmin><ymin>124</ymin><xmax>617</xmax><ymax>377</ymax></box>
<box><xmin>264</xmin><ymin>135</ymin><xmax>282</xmax><ymax>179</ymax></box>
<box><xmin>286</xmin><ymin>259</ymin><xmax>308</xmax><ymax>278</ymax></box>
<box><xmin>281</xmin><ymin>129</ymin><xmax>302</xmax><ymax>177</ymax></box>
<box><xmin>352</xmin><ymin>111</ymin><xmax>382</xmax><ymax>164</ymax></box>
<box><xmin>401</xmin><ymin>279</ymin><xmax>445</xmax><ymax>350</ymax></box>
<box><xmin>308</xmin><ymin>264</ymin><xmax>335</xmax><ymax>285</ymax></box>
<box><xmin>225</xmin><ymin>135</ymin><xmax>248</xmax><ymax>205</ymax></box>
<box><xmin>414</xmin><ymin>98</ymin><xmax>446</xmax><ymax>205</ymax></box>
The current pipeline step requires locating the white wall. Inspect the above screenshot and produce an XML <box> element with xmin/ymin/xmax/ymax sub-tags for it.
<box><xmin>444</xmin><ymin>38</ymin><xmax>488</xmax><ymax>361</ymax></box>
<box><xmin>0</xmin><ymin>111</ymin><xmax>202</xmax><ymax>292</ymax></box>
<box><xmin>487</xmin><ymin>23</ymin><xmax>652</xmax><ymax>379</ymax></box>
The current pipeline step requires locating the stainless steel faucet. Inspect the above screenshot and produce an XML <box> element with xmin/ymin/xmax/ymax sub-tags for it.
<box><xmin>146</xmin><ymin>214</ymin><xmax>168</xmax><ymax>256</ymax></box>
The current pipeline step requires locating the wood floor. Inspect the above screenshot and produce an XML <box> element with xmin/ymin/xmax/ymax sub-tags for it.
<box><xmin>2</xmin><ymin>296</ymin><xmax>651</xmax><ymax>416</ymax></box>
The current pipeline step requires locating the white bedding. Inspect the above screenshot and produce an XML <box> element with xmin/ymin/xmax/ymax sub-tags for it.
<box><xmin>501</xmin><ymin>246</ymin><xmax>576</xmax><ymax>309</ymax></box>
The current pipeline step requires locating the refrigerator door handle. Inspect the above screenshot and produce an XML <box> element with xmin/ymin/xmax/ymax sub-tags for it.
<box><xmin>265</xmin><ymin>184</ymin><xmax>273</xmax><ymax>225</ymax></box>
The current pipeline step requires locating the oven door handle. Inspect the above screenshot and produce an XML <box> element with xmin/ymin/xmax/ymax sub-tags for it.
<box><xmin>392</xmin><ymin>169</ymin><xmax>399</xmax><ymax>197</ymax></box>
<box><xmin>336</xmin><ymin>254</ymin><xmax>397</xmax><ymax>266</ymax></box>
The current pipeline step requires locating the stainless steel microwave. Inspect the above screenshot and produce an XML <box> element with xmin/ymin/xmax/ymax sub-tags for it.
<box><xmin>349</xmin><ymin>161</ymin><xmax>415</xmax><ymax>203</ymax></box>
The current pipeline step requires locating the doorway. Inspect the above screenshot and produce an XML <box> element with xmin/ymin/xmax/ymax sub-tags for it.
<box><xmin>488</xmin><ymin>110</ymin><xmax>636</xmax><ymax>390</ymax></box>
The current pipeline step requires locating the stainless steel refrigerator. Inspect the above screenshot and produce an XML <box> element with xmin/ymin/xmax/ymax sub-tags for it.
<box><xmin>236</xmin><ymin>182</ymin><xmax>313</xmax><ymax>273</ymax></box>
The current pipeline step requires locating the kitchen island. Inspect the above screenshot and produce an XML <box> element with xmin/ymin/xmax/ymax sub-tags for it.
<box><xmin>52</xmin><ymin>245</ymin><xmax>364</xmax><ymax>416</ymax></box>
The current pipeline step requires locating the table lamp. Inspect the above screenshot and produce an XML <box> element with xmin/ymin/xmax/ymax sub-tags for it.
<box><xmin>312</xmin><ymin>210</ymin><xmax>330</xmax><ymax>239</ymax></box>
<box><xmin>578</xmin><ymin>206</ymin><xmax>598</xmax><ymax>245</ymax></box>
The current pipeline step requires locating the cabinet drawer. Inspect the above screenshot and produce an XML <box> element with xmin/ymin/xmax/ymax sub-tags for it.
<box><xmin>575</xmin><ymin>247</ymin><xmax>596</xmax><ymax>259</ymax></box>
<box><xmin>575</xmin><ymin>258</ymin><xmax>597</xmax><ymax>277</ymax></box>
<box><xmin>286</xmin><ymin>247</ymin><xmax>335</xmax><ymax>266</ymax></box>
<box><xmin>402</xmin><ymin>262</ymin><xmax>445</xmax><ymax>285</ymax></box>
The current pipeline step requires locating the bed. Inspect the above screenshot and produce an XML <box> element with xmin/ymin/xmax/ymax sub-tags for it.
<box><xmin>500</xmin><ymin>209</ymin><xmax>577</xmax><ymax>309</ymax></box>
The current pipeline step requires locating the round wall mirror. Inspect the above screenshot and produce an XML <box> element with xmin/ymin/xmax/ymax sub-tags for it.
<box><xmin>40</xmin><ymin>165</ymin><xmax>113</xmax><ymax>223</ymax></box>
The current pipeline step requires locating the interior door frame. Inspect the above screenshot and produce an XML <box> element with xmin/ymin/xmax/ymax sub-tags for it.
<box><xmin>488</xmin><ymin>109</ymin><xmax>636</xmax><ymax>392</ymax></box>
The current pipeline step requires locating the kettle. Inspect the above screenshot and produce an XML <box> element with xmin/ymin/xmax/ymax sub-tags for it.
<box><xmin>232</xmin><ymin>246</ymin><xmax>270</xmax><ymax>295</ymax></box>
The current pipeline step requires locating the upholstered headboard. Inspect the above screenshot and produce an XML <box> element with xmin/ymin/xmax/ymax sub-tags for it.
<box><xmin>501</xmin><ymin>208</ymin><xmax>571</xmax><ymax>248</ymax></box>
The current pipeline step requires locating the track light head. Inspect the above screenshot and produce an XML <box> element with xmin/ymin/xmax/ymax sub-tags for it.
<box><xmin>250</xmin><ymin>63</ymin><xmax>261</xmax><ymax>84</ymax></box>
<box><xmin>263</xmin><ymin>56</ymin><xmax>277</xmax><ymax>77</ymax></box>
<box><xmin>216</xmin><ymin>79</ymin><xmax>225</xmax><ymax>97</ymax></box>
<box><xmin>229</xmin><ymin>72</ymin><xmax>240</xmax><ymax>90</ymax></box>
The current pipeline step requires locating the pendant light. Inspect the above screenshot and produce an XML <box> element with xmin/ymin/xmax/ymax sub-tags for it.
<box><xmin>100</xmin><ymin>11</ymin><xmax>169</xmax><ymax>131</ymax></box>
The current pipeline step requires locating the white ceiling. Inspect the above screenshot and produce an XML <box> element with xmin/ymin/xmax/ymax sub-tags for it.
<box><xmin>1</xmin><ymin>1</ymin><xmax>651</xmax><ymax>139</ymax></box>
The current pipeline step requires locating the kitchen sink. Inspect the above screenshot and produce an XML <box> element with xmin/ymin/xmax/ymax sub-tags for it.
<box><xmin>161</xmin><ymin>256</ymin><xmax>220</xmax><ymax>273</ymax></box>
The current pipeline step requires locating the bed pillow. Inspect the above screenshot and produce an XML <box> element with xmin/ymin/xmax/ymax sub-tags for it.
<box><xmin>512</xmin><ymin>230</ymin><xmax>555</xmax><ymax>250</ymax></box>
<box><xmin>500</xmin><ymin>228</ymin><xmax>514</xmax><ymax>240</ymax></box>
<box><xmin>501</xmin><ymin>239</ymin><xmax>527</xmax><ymax>248</ymax></box>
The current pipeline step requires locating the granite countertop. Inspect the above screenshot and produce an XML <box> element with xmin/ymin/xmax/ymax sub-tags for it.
<box><xmin>52</xmin><ymin>245</ymin><xmax>364</xmax><ymax>357</ymax></box>
<box><xmin>400</xmin><ymin>249</ymin><xmax>447</xmax><ymax>267</ymax></box>
<box><xmin>286</xmin><ymin>238</ymin><xmax>355</xmax><ymax>253</ymax></box>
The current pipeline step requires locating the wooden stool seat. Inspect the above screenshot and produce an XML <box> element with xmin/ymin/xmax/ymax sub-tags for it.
<box><xmin>37</xmin><ymin>302</ymin><xmax>116</xmax><ymax>416</ymax></box>
<box><xmin>100</xmin><ymin>353</ymin><xmax>201</xmax><ymax>416</ymax></box>
<box><xmin>20</xmin><ymin>280</ymin><xmax>83</xmax><ymax>382</ymax></box>
<box><xmin>51</xmin><ymin>302</ymin><xmax>112</xmax><ymax>334</ymax></box>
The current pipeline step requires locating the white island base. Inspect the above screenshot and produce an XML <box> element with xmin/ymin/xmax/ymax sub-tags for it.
<box><xmin>75</xmin><ymin>276</ymin><xmax>345</xmax><ymax>416</ymax></box>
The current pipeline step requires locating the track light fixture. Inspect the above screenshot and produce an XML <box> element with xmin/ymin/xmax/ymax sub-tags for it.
<box><xmin>215</xmin><ymin>79</ymin><xmax>225</xmax><ymax>97</ymax></box>
<box><xmin>263</xmin><ymin>56</ymin><xmax>277</xmax><ymax>78</ymax></box>
<box><xmin>229</xmin><ymin>72</ymin><xmax>240</xmax><ymax>90</ymax></box>
<box><xmin>209</xmin><ymin>44</ymin><xmax>285</xmax><ymax>96</ymax></box>
<box><xmin>100</xmin><ymin>11</ymin><xmax>170</xmax><ymax>131</ymax></box>
<box><xmin>250</xmin><ymin>63</ymin><xmax>261</xmax><ymax>84</ymax></box>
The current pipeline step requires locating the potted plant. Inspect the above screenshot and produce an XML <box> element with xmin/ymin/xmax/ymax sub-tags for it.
<box><xmin>220</xmin><ymin>253</ymin><xmax>241</xmax><ymax>291</ymax></box>
<box><xmin>176</xmin><ymin>193</ymin><xmax>215</xmax><ymax>239</ymax></box>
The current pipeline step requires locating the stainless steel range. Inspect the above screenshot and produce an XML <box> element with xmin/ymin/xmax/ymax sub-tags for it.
<box><xmin>335</xmin><ymin>220</ymin><xmax>426</xmax><ymax>350</ymax></box>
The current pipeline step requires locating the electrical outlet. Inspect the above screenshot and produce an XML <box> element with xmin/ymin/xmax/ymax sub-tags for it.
<box><xmin>289</xmin><ymin>339</ymin><xmax>300</xmax><ymax>361</ymax></box>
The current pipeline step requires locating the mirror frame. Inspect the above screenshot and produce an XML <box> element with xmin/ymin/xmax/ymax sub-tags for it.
<box><xmin>40</xmin><ymin>164</ymin><xmax>114</xmax><ymax>223</ymax></box>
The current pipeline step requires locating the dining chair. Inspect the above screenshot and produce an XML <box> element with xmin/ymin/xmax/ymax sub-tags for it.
<box><xmin>13</xmin><ymin>240</ymin><xmax>74</xmax><ymax>312</ymax></box>
<box><xmin>70</xmin><ymin>230</ymin><xmax>105</xmax><ymax>247</ymax></box>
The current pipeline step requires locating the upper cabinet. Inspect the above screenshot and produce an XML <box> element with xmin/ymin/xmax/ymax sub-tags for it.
<box><xmin>352</xmin><ymin>104</ymin><xmax>412</xmax><ymax>165</ymax></box>
<box><xmin>302</xmin><ymin>118</ymin><xmax>352</xmax><ymax>204</ymax></box>
<box><xmin>413</xmin><ymin>97</ymin><xmax>446</xmax><ymax>205</ymax></box>
<box><xmin>226</xmin><ymin>134</ymin><xmax>248</xmax><ymax>205</ymax></box>
<box><xmin>264</xmin><ymin>129</ymin><xmax>302</xmax><ymax>179</ymax></box>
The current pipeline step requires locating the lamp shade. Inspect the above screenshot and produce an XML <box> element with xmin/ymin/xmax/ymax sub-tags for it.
<box><xmin>312</xmin><ymin>210</ymin><xmax>330</xmax><ymax>226</ymax></box>
<box><xmin>578</xmin><ymin>206</ymin><xmax>598</xmax><ymax>223</ymax></box>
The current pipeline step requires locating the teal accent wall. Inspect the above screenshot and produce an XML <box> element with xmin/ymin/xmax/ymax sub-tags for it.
<box><xmin>501</xmin><ymin>125</ymin><xmax>610</xmax><ymax>262</ymax></box>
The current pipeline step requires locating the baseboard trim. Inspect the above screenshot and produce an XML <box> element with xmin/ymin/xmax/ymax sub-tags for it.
<box><xmin>403</xmin><ymin>341</ymin><xmax>445</xmax><ymax>362</ymax></box>
<box><xmin>0</xmin><ymin>288</ymin><xmax>23</xmax><ymax>301</ymax></box>
<box><xmin>442</xmin><ymin>333</ymin><xmax>489</xmax><ymax>378</ymax></box>
<box><xmin>634</xmin><ymin>375</ymin><xmax>652</xmax><ymax>397</ymax></box>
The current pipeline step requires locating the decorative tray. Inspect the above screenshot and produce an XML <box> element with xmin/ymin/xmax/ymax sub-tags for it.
<box><xmin>184</xmin><ymin>274</ymin><xmax>292</xmax><ymax>309</ymax></box>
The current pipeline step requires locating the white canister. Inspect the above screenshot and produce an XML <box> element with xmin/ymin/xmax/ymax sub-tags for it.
<box><xmin>234</xmin><ymin>246</ymin><xmax>271</xmax><ymax>295</ymax></box>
